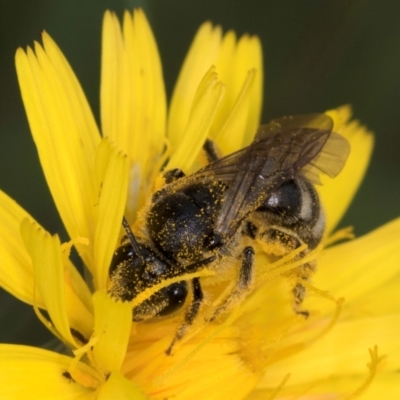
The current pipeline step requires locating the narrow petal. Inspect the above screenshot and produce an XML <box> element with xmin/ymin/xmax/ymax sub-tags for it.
<box><xmin>0</xmin><ymin>191</ymin><xmax>93</xmax><ymax>338</ymax></box>
<box><xmin>122</xmin><ymin>9</ymin><xmax>166</xmax><ymax>159</ymax></box>
<box><xmin>238</xmin><ymin>35</ymin><xmax>263</xmax><ymax>146</ymax></box>
<box><xmin>100</xmin><ymin>11</ymin><xmax>125</xmax><ymax>145</ymax></box>
<box><xmin>64</xmin><ymin>257</ymin><xmax>94</xmax><ymax>320</ymax></box>
<box><xmin>206</xmin><ymin>30</ymin><xmax>237</xmax><ymax>140</ymax></box>
<box><xmin>0</xmin><ymin>345</ymin><xmax>97</xmax><ymax>399</ymax></box>
<box><xmin>168</xmin><ymin>22</ymin><xmax>222</xmax><ymax>149</ymax></box>
<box><xmin>101</xmin><ymin>10</ymin><xmax>167</xmax><ymax>217</ymax></box>
<box><xmin>214</xmin><ymin>34</ymin><xmax>263</xmax><ymax>149</ymax></box>
<box><xmin>166</xmin><ymin>67</ymin><xmax>225</xmax><ymax>171</ymax></box>
<box><xmin>318</xmin><ymin>105</ymin><xmax>374</xmax><ymax>232</ymax></box>
<box><xmin>214</xmin><ymin>30</ymin><xmax>236</xmax><ymax>94</ymax></box>
<box><xmin>168</xmin><ymin>23</ymin><xmax>263</xmax><ymax>159</ymax></box>
<box><xmin>101</xmin><ymin>10</ymin><xmax>166</xmax><ymax>160</ymax></box>
<box><xmin>60</xmin><ymin>254</ymin><xmax>94</xmax><ymax>340</ymax></box>
<box><xmin>0</xmin><ymin>190</ymin><xmax>40</xmax><ymax>306</ymax></box>
<box><xmin>15</xmin><ymin>34</ymin><xmax>100</xmax><ymax>264</ymax></box>
<box><xmin>97</xmin><ymin>371</ymin><xmax>146</xmax><ymax>400</ymax></box>
<box><xmin>21</xmin><ymin>219</ymin><xmax>78</xmax><ymax>346</ymax></box>
<box><xmin>92</xmin><ymin>290</ymin><xmax>132</xmax><ymax>373</ymax></box>
<box><xmin>93</xmin><ymin>139</ymin><xmax>129</xmax><ymax>290</ymax></box>
<box><xmin>214</xmin><ymin>69</ymin><xmax>257</xmax><ymax>154</ymax></box>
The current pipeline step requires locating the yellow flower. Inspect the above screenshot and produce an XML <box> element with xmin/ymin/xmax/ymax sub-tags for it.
<box><xmin>0</xmin><ymin>8</ymin><xmax>399</xmax><ymax>399</ymax></box>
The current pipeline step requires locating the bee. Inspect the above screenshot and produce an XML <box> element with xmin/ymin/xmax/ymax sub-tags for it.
<box><xmin>108</xmin><ymin>113</ymin><xmax>350</xmax><ymax>354</ymax></box>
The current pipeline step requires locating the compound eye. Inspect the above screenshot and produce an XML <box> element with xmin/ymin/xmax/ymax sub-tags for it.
<box><xmin>109</xmin><ymin>243</ymin><xmax>135</xmax><ymax>276</ymax></box>
<box><xmin>157</xmin><ymin>282</ymin><xmax>188</xmax><ymax>317</ymax></box>
<box><xmin>133</xmin><ymin>281</ymin><xmax>188</xmax><ymax>321</ymax></box>
<box><xmin>259</xmin><ymin>179</ymin><xmax>302</xmax><ymax>215</ymax></box>
<box><xmin>203</xmin><ymin>232</ymin><xmax>223</xmax><ymax>250</ymax></box>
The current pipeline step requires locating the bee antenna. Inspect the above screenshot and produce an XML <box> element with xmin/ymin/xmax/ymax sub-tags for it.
<box><xmin>122</xmin><ymin>217</ymin><xmax>145</xmax><ymax>263</ymax></box>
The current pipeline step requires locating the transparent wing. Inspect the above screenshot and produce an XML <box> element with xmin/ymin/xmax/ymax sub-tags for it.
<box><xmin>211</xmin><ymin>114</ymin><xmax>339</xmax><ymax>238</ymax></box>
<box><xmin>161</xmin><ymin>114</ymin><xmax>349</xmax><ymax>240</ymax></box>
<box><xmin>301</xmin><ymin>131</ymin><xmax>350</xmax><ymax>184</ymax></box>
<box><xmin>195</xmin><ymin>148</ymin><xmax>247</xmax><ymax>182</ymax></box>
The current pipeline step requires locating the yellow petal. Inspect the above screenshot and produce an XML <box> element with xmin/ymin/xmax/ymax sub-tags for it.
<box><xmin>63</xmin><ymin>275</ymin><xmax>94</xmax><ymax>341</ymax></box>
<box><xmin>166</xmin><ymin>67</ymin><xmax>225</xmax><ymax>171</ymax></box>
<box><xmin>64</xmin><ymin>256</ymin><xmax>94</xmax><ymax>319</ymax></box>
<box><xmin>15</xmin><ymin>33</ymin><xmax>100</xmax><ymax>265</ymax></box>
<box><xmin>97</xmin><ymin>371</ymin><xmax>147</xmax><ymax>400</ymax></box>
<box><xmin>353</xmin><ymin>269</ymin><xmax>400</xmax><ymax>315</ymax></box>
<box><xmin>346</xmin><ymin>372</ymin><xmax>400</xmax><ymax>400</ymax></box>
<box><xmin>92</xmin><ymin>290</ymin><xmax>132</xmax><ymax>373</ymax></box>
<box><xmin>100</xmin><ymin>11</ymin><xmax>126</xmax><ymax>144</ymax></box>
<box><xmin>101</xmin><ymin>10</ymin><xmax>167</xmax><ymax>219</ymax></box>
<box><xmin>313</xmin><ymin>218</ymin><xmax>400</xmax><ymax>309</ymax></box>
<box><xmin>101</xmin><ymin>10</ymin><xmax>166</xmax><ymax>163</ymax></box>
<box><xmin>238</xmin><ymin>35</ymin><xmax>263</xmax><ymax>146</ymax></box>
<box><xmin>214</xmin><ymin>69</ymin><xmax>257</xmax><ymax>154</ymax></box>
<box><xmin>319</xmin><ymin>105</ymin><xmax>374</xmax><ymax>232</ymax></box>
<box><xmin>214</xmin><ymin>34</ymin><xmax>263</xmax><ymax>149</ymax></box>
<box><xmin>259</xmin><ymin>314</ymin><xmax>399</xmax><ymax>387</ymax></box>
<box><xmin>214</xmin><ymin>30</ymin><xmax>236</xmax><ymax>95</ymax></box>
<box><xmin>0</xmin><ymin>192</ymin><xmax>93</xmax><ymax>338</ymax></box>
<box><xmin>0</xmin><ymin>190</ymin><xmax>41</xmax><ymax>306</ymax></box>
<box><xmin>125</xmin><ymin>328</ymin><xmax>259</xmax><ymax>399</ymax></box>
<box><xmin>168</xmin><ymin>23</ymin><xmax>263</xmax><ymax>159</ymax></box>
<box><xmin>93</xmin><ymin>139</ymin><xmax>129</xmax><ymax>290</ymax></box>
<box><xmin>0</xmin><ymin>345</ymin><xmax>97</xmax><ymax>399</ymax></box>
<box><xmin>168</xmin><ymin>22</ymin><xmax>222</xmax><ymax>148</ymax></box>
<box><xmin>21</xmin><ymin>219</ymin><xmax>76</xmax><ymax>346</ymax></box>
<box><xmin>251</xmin><ymin>372</ymin><xmax>400</xmax><ymax>400</ymax></box>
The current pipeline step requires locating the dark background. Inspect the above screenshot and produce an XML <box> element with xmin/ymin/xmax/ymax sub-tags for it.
<box><xmin>0</xmin><ymin>0</ymin><xmax>399</xmax><ymax>345</ymax></box>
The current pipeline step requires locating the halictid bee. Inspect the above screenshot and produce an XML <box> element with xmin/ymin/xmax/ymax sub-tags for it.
<box><xmin>108</xmin><ymin>113</ymin><xmax>350</xmax><ymax>354</ymax></box>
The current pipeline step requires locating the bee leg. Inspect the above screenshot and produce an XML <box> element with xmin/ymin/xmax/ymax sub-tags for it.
<box><xmin>151</xmin><ymin>169</ymin><xmax>186</xmax><ymax>202</ymax></box>
<box><xmin>163</xmin><ymin>168</ymin><xmax>185</xmax><ymax>184</ymax></box>
<box><xmin>291</xmin><ymin>260</ymin><xmax>316</xmax><ymax>318</ymax></box>
<box><xmin>209</xmin><ymin>246</ymin><xmax>255</xmax><ymax>322</ymax></box>
<box><xmin>292</xmin><ymin>282</ymin><xmax>309</xmax><ymax>317</ymax></box>
<box><xmin>165</xmin><ymin>277</ymin><xmax>204</xmax><ymax>356</ymax></box>
<box><xmin>259</xmin><ymin>228</ymin><xmax>314</xmax><ymax>317</ymax></box>
<box><xmin>203</xmin><ymin>138</ymin><xmax>219</xmax><ymax>162</ymax></box>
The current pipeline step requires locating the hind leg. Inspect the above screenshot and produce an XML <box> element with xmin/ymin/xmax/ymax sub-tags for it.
<box><xmin>166</xmin><ymin>278</ymin><xmax>204</xmax><ymax>355</ymax></box>
<box><xmin>209</xmin><ymin>247</ymin><xmax>255</xmax><ymax>322</ymax></box>
<box><xmin>203</xmin><ymin>138</ymin><xmax>220</xmax><ymax>163</ymax></box>
<box><xmin>259</xmin><ymin>227</ymin><xmax>315</xmax><ymax>317</ymax></box>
